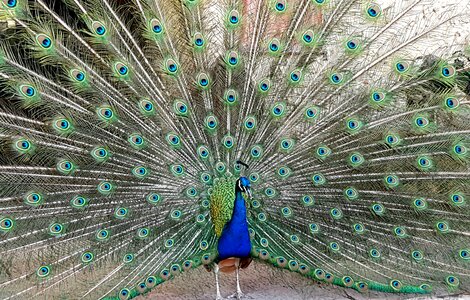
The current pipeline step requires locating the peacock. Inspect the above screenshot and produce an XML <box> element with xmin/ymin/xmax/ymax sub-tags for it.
<box><xmin>0</xmin><ymin>0</ymin><xmax>469</xmax><ymax>299</ymax></box>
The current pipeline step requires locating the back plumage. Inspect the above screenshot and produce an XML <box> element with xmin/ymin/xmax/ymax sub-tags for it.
<box><xmin>0</xmin><ymin>0</ymin><xmax>469</xmax><ymax>299</ymax></box>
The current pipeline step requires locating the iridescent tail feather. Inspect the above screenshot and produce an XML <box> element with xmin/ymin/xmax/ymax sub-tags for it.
<box><xmin>0</xmin><ymin>0</ymin><xmax>469</xmax><ymax>299</ymax></box>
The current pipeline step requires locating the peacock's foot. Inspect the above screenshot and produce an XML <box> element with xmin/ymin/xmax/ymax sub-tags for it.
<box><xmin>227</xmin><ymin>291</ymin><xmax>252</xmax><ymax>300</ymax></box>
<box><xmin>216</xmin><ymin>296</ymin><xmax>225</xmax><ymax>300</ymax></box>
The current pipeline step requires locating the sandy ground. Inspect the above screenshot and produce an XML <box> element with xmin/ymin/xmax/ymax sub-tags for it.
<box><xmin>138</xmin><ymin>261</ymin><xmax>470</xmax><ymax>300</ymax></box>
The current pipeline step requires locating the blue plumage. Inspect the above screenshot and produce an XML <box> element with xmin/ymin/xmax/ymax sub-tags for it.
<box><xmin>217</xmin><ymin>184</ymin><xmax>252</xmax><ymax>261</ymax></box>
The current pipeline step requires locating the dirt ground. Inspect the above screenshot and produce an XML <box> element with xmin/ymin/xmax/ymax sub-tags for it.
<box><xmin>138</xmin><ymin>261</ymin><xmax>470</xmax><ymax>300</ymax></box>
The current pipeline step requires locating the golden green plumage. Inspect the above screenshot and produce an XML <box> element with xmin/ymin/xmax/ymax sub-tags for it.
<box><xmin>210</xmin><ymin>176</ymin><xmax>235</xmax><ymax>237</ymax></box>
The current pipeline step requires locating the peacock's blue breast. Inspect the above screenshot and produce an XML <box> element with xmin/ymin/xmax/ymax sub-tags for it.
<box><xmin>217</xmin><ymin>193</ymin><xmax>252</xmax><ymax>260</ymax></box>
<box><xmin>217</xmin><ymin>217</ymin><xmax>251</xmax><ymax>260</ymax></box>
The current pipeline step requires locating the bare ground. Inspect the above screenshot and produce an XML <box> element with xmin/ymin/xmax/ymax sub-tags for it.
<box><xmin>138</xmin><ymin>261</ymin><xmax>470</xmax><ymax>300</ymax></box>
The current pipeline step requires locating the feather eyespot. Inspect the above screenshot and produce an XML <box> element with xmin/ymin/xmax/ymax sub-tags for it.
<box><xmin>269</xmin><ymin>39</ymin><xmax>280</xmax><ymax>52</ymax></box>
<box><xmin>123</xmin><ymin>253</ymin><xmax>134</xmax><ymax>263</ymax></box>
<box><xmin>265</xmin><ymin>187</ymin><xmax>276</xmax><ymax>197</ymax></box>
<box><xmin>384</xmin><ymin>174</ymin><xmax>399</xmax><ymax>187</ymax></box>
<box><xmin>36</xmin><ymin>34</ymin><xmax>52</xmax><ymax>49</ymax></box>
<box><xmin>329</xmin><ymin>242</ymin><xmax>339</xmax><ymax>251</ymax></box>
<box><xmin>281</xmin><ymin>206</ymin><xmax>292</xmax><ymax>217</ymax></box>
<box><xmin>271</xmin><ymin>103</ymin><xmax>286</xmax><ymax>117</ymax></box>
<box><xmin>450</xmin><ymin>193</ymin><xmax>465</xmax><ymax>206</ymax></box>
<box><xmin>92</xmin><ymin>21</ymin><xmax>106</xmax><ymax>36</ymax></box>
<box><xmin>394</xmin><ymin>61</ymin><xmax>410</xmax><ymax>74</ymax></box>
<box><xmin>289</xmin><ymin>70</ymin><xmax>301</xmax><ymax>83</ymax></box>
<box><xmin>49</xmin><ymin>223</ymin><xmax>64</xmax><ymax>235</ymax></box>
<box><xmin>132</xmin><ymin>166</ymin><xmax>148</xmax><ymax>178</ymax></box>
<box><xmin>150</xmin><ymin>19</ymin><xmax>164</xmax><ymax>34</ymax></box>
<box><xmin>274</xmin><ymin>0</ymin><xmax>286</xmax><ymax>12</ymax></box>
<box><xmin>249</xmin><ymin>172</ymin><xmax>260</xmax><ymax>183</ymax></box>
<box><xmin>166</xmin><ymin>59</ymin><xmax>179</xmax><ymax>74</ymax></box>
<box><xmin>114</xmin><ymin>62</ymin><xmax>128</xmax><ymax>76</ymax></box>
<box><xmin>193</xmin><ymin>32</ymin><xmax>205</xmax><ymax>48</ymax></box>
<box><xmin>197</xmin><ymin>73</ymin><xmax>210</xmax><ymax>88</ymax></box>
<box><xmin>343</xmin><ymin>276</ymin><xmax>354</xmax><ymax>287</ymax></box>
<box><xmin>20</xmin><ymin>84</ymin><xmax>36</xmax><ymax>97</ymax></box>
<box><xmin>330</xmin><ymin>73</ymin><xmax>343</xmax><ymax>84</ymax></box>
<box><xmin>250</xmin><ymin>145</ymin><xmax>263</xmax><ymax>158</ymax></box>
<box><xmin>186</xmin><ymin>187</ymin><xmax>197</xmax><ymax>197</ymax></box>
<box><xmin>435</xmin><ymin>221</ymin><xmax>449</xmax><ymax>233</ymax></box>
<box><xmin>71</xmin><ymin>69</ymin><xmax>86</xmax><ymax>82</ymax></box>
<box><xmin>96</xmin><ymin>106</ymin><xmax>115</xmax><ymax>121</ymax></box>
<box><xmin>182</xmin><ymin>261</ymin><xmax>193</xmax><ymax>271</ymax></box>
<box><xmin>226</xmin><ymin>51</ymin><xmax>239</xmax><ymax>66</ymax></box>
<box><xmin>37</xmin><ymin>266</ymin><xmax>51</xmax><ymax>277</ymax></box>
<box><xmin>330</xmin><ymin>208</ymin><xmax>342</xmax><ymax>219</ymax></box>
<box><xmin>394</xmin><ymin>226</ymin><xmax>406</xmax><ymax>237</ymax></box>
<box><xmin>97</xmin><ymin>181</ymin><xmax>114</xmax><ymax>194</ymax></box>
<box><xmin>309</xmin><ymin>223</ymin><xmax>320</xmax><ymax>233</ymax></box>
<box><xmin>353</xmin><ymin>223</ymin><xmax>364</xmax><ymax>234</ymax></box>
<box><xmin>459</xmin><ymin>249</ymin><xmax>469</xmax><ymax>260</ymax></box>
<box><xmin>24</xmin><ymin>191</ymin><xmax>43</xmax><ymax>206</ymax></box>
<box><xmin>366</xmin><ymin>3</ymin><xmax>381</xmax><ymax>18</ymax></box>
<box><xmin>215</xmin><ymin>162</ymin><xmax>225</xmax><ymax>173</ymax></box>
<box><xmin>197</xmin><ymin>146</ymin><xmax>210</xmax><ymax>159</ymax></box>
<box><xmin>344</xmin><ymin>187</ymin><xmax>358</xmax><ymax>200</ymax></box>
<box><xmin>81</xmin><ymin>251</ymin><xmax>94</xmax><ymax>263</ymax></box>
<box><xmin>228</xmin><ymin>10</ymin><xmax>240</xmax><ymax>25</ymax></box>
<box><xmin>441</xmin><ymin>66</ymin><xmax>455</xmax><ymax>78</ymax></box>
<box><xmin>302</xmin><ymin>195</ymin><xmax>314</xmax><ymax>206</ymax></box>
<box><xmin>71</xmin><ymin>195</ymin><xmax>87</xmax><ymax>208</ymax></box>
<box><xmin>302</xmin><ymin>30</ymin><xmax>315</xmax><ymax>45</ymax></box>
<box><xmin>119</xmin><ymin>288</ymin><xmax>130</xmax><ymax>300</ymax></box>
<box><xmin>96</xmin><ymin>229</ymin><xmax>109</xmax><ymax>240</ymax></box>
<box><xmin>445</xmin><ymin>97</ymin><xmax>459</xmax><ymax>109</ymax></box>
<box><xmin>4</xmin><ymin>0</ymin><xmax>17</xmax><ymax>8</ymax></box>
<box><xmin>128</xmin><ymin>134</ymin><xmax>145</xmax><ymax>148</ymax></box>
<box><xmin>171</xmin><ymin>164</ymin><xmax>184</xmax><ymax>176</ymax></box>
<box><xmin>222</xmin><ymin>135</ymin><xmax>234</xmax><ymax>149</ymax></box>
<box><xmin>312</xmin><ymin>173</ymin><xmax>325</xmax><ymax>185</ymax></box>
<box><xmin>415</xmin><ymin>117</ymin><xmax>427</xmax><ymax>127</ymax></box>
<box><xmin>259</xmin><ymin>79</ymin><xmax>271</xmax><ymax>92</ymax></box>
<box><xmin>411</xmin><ymin>250</ymin><xmax>423</xmax><ymax>261</ymax></box>
<box><xmin>446</xmin><ymin>276</ymin><xmax>459</xmax><ymax>287</ymax></box>
<box><xmin>0</xmin><ymin>217</ymin><xmax>14</xmax><ymax>231</ymax></box>
<box><xmin>390</xmin><ymin>280</ymin><xmax>402</xmax><ymax>291</ymax></box>
<box><xmin>174</xmin><ymin>100</ymin><xmax>188</xmax><ymax>116</ymax></box>
<box><xmin>369</xmin><ymin>248</ymin><xmax>380</xmax><ymax>258</ymax></box>
<box><xmin>224</xmin><ymin>89</ymin><xmax>238</xmax><ymax>104</ymax></box>
<box><xmin>139</xmin><ymin>99</ymin><xmax>156</xmax><ymax>116</ymax></box>
<box><xmin>146</xmin><ymin>192</ymin><xmax>161</xmax><ymax>204</ymax></box>
<box><xmin>371</xmin><ymin>203</ymin><xmax>384</xmax><ymax>215</ymax></box>
<box><xmin>346</xmin><ymin>40</ymin><xmax>358</xmax><ymax>50</ymax></box>
<box><xmin>412</xmin><ymin>198</ymin><xmax>427</xmax><ymax>210</ymax></box>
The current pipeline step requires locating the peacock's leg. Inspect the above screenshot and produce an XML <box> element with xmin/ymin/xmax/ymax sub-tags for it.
<box><xmin>214</xmin><ymin>263</ymin><xmax>224</xmax><ymax>300</ymax></box>
<box><xmin>228</xmin><ymin>258</ymin><xmax>250</xmax><ymax>300</ymax></box>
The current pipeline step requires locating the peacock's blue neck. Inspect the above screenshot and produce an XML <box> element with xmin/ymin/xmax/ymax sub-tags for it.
<box><xmin>216</xmin><ymin>190</ymin><xmax>251</xmax><ymax>260</ymax></box>
<box><xmin>232</xmin><ymin>190</ymin><xmax>248</xmax><ymax>221</ymax></box>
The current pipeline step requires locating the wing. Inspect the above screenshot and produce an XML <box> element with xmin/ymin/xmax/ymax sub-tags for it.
<box><xmin>210</xmin><ymin>176</ymin><xmax>236</xmax><ymax>237</ymax></box>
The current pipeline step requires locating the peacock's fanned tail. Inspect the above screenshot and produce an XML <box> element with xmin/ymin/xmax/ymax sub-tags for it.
<box><xmin>0</xmin><ymin>0</ymin><xmax>469</xmax><ymax>298</ymax></box>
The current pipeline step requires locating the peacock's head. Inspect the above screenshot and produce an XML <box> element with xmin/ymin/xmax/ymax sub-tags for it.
<box><xmin>236</xmin><ymin>177</ymin><xmax>252</xmax><ymax>199</ymax></box>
